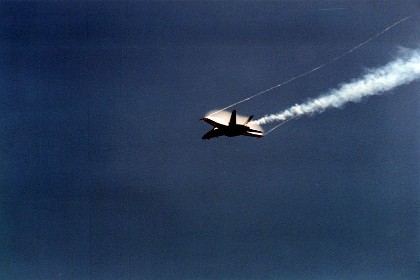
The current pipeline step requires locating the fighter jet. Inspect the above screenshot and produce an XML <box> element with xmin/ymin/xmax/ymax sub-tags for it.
<box><xmin>201</xmin><ymin>109</ymin><xmax>264</xmax><ymax>139</ymax></box>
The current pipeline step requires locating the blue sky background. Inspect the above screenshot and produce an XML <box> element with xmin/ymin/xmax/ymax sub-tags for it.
<box><xmin>1</xmin><ymin>1</ymin><xmax>419</xmax><ymax>279</ymax></box>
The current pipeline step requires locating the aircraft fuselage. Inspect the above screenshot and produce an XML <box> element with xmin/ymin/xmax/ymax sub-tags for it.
<box><xmin>201</xmin><ymin>110</ymin><xmax>264</xmax><ymax>139</ymax></box>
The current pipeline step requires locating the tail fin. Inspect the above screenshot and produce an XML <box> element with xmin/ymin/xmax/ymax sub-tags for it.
<box><xmin>229</xmin><ymin>110</ymin><xmax>237</xmax><ymax>126</ymax></box>
<box><xmin>244</xmin><ymin>115</ymin><xmax>253</xmax><ymax>125</ymax></box>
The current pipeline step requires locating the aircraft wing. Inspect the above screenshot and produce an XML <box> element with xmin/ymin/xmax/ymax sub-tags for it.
<box><xmin>202</xmin><ymin>128</ymin><xmax>224</xmax><ymax>139</ymax></box>
<box><xmin>201</xmin><ymin>117</ymin><xmax>227</xmax><ymax>128</ymax></box>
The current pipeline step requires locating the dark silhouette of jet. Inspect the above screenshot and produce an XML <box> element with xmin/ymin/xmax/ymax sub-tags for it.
<box><xmin>201</xmin><ymin>110</ymin><xmax>264</xmax><ymax>139</ymax></box>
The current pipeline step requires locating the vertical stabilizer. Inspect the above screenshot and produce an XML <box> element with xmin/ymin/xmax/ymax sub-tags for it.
<box><xmin>229</xmin><ymin>110</ymin><xmax>237</xmax><ymax>126</ymax></box>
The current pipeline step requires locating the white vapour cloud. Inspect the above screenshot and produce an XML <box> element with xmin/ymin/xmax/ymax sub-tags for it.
<box><xmin>254</xmin><ymin>49</ymin><xmax>420</xmax><ymax>125</ymax></box>
<box><xmin>205</xmin><ymin>110</ymin><xmax>264</xmax><ymax>133</ymax></box>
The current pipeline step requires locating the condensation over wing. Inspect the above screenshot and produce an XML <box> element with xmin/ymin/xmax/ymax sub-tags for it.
<box><xmin>204</xmin><ymin>110</ymin><xmax>231</xmax><ymax>126</ymax></box>
<box><xmin>204</xmin><ymin>110</ymin><xmax>264</xmax><ymax>132</ymax></box>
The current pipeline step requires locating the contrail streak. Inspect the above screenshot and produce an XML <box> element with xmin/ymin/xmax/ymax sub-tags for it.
<box><xmin>317</xmin><ymin>8</ymin><xmax>345</xmax><ymax>11</ymax></box>
<box><xmin>253</xmin><ymin>49</ymin><xmax>420</xmax><ymax>127</ymax></box>
<box><xmin>209</xmin><ymin>16</ymin><xmax>411</xmax><ymax>116</ymax></box>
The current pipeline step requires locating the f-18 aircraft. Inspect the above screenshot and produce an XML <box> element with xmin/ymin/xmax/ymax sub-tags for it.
<box><xmin>201</xmin><ymin>110</ymin><xmax>264</xmax><ymax>139</ymax></box>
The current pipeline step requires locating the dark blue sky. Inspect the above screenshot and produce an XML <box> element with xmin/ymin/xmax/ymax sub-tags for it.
<box><xmin>1</xmin><ymin>1</ymin><xmax>419</xmax><ymax>279</ymax></box>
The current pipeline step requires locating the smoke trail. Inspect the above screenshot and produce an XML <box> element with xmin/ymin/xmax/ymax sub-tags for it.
<box><xmin>254</xmin><ymin>49</ymin><xmax>420</xmax><ymax>126</ymax></box>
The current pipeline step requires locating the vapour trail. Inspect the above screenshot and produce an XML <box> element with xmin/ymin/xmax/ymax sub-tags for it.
<box><xmin>209</xmin><ymin>16</ymin><xmax>411</xmax><ymax>116</ymax></box>
<box><xmin>318</xmin><ymin>8</ymin><xmax>345</xmax><ymax>11</ymax></box>
<box><xmin>253</xmin><ymin>49</ymin><xmax>420</xmax><ymax>128</ymax></box>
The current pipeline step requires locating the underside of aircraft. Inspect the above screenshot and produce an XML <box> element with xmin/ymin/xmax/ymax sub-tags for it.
<box><xmin>201</xmin><ymin>110</ymin><xmax>264</xmax><ymax>139</ymax></box>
